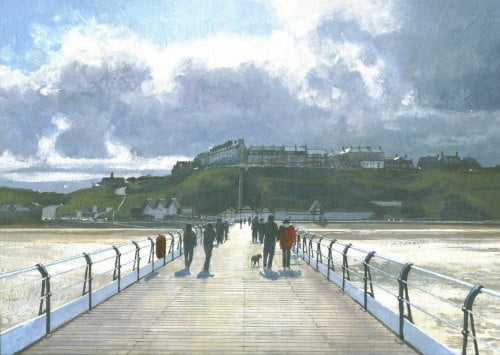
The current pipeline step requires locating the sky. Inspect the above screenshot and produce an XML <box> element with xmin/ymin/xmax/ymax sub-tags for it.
<box><xmin>0</xmin><ymin>0</ymin><xmax>499</xmax><ymax>192</ymax></box>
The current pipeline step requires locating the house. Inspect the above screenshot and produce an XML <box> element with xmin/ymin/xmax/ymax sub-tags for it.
<box><xmin>238</xmin><ymin>206</ymin><xmax>257</xmax><ymax>220</ymax></box>
<box><xmin>417</xmin><ymin>152</ymin><xmax>482</xmax><ymax>170</ymax></box>
<box><xmin>220</xmin><ymin>207</ymin><xmax>237</xmax><ymax>221</ymax></box>
<box><xmin>141</xmin><ymin>198</ymin><xmax>190</xmax><ymax>220</ymax></box>
<box><xmin>384</xmin><ymin>155</ymin><xmax>414</xmax><ymax>169</ymax></box>
<box><xmin>98</xmin><ymin>173</ymin><xmax>127</xmax><ymax>188</ymax></box>
<box><xmin>257</xmin><ymin>207</ymin><xmax>273</xmax><ymax>221</ymax></box>
<box><xmin>330</xmin><ymin>146</ymin><xmax>385</xmax><ymax>169</ymax></box>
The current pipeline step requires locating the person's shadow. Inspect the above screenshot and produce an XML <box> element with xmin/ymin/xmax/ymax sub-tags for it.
<box><xmin>279</xmin><ymin>269</ymin><xmax>301</xmax><ymax>278</ymax></box>
<box><xmin>174</xmin><ymin>268</ymin><xmax>191</xmax><ymax>277</ymax></box>
<box><xmin>260</xmin><ymin>268</ymin><xmax>280</xmax><ymax>280</ymax></box>
<box><xmin>144</xmin><ymin>271</ymin><xmax>159</xmax><ymax>281</ymax></box>
<box><xmin>197</xmin><ymin>270</ymin><xmax>214</xmax><ymax>279</ymax></box>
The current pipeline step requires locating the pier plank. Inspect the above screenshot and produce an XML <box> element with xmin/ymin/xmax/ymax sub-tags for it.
<box><xmin>21</xmin><ymin>224</ymin><xmax>416</xmax><ymax>354</ymax></box>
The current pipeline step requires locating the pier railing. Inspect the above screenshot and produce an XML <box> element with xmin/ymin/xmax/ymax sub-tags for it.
<box><xmin>294</xmin><ymin>230</ymin><xmax>500</xmax><ymax>355</ymax></box>
<box><xmin>0</xmin><ymin>226</ymin><xmax>204</xmax><ymax>354</ymax></box>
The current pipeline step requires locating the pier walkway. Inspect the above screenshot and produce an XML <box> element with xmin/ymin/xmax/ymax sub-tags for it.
<box><xmin>22</xmin><ymin>224</ymin><xmax>416</xmax><ymax>354</ymax></box>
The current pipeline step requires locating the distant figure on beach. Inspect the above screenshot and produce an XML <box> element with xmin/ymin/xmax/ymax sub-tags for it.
<box><xmin>251</xmin><ymin>216</ymin><xmax>259</xmax><ymax>243</ymax></box>
<box><xmin>258</xmin><ymin>218</ymin><xmax>265</xmax><ymax>244</ymax></box>
<box><xmin>183</xmin><ymin>223</ymin><xmax>197</xmax><ymax>270</ymax></box>
<box><xmin>203</xmin><ymin>223</ymin><xmax>216</xmax><ymax>273</ymax></box>
<box><xmin>278</xmin><ymin>219</ymin><xmax>296</xmax><ymax>270</ymax></box>
<box><xmin>240</xmin><ymin>219</ymin><xmax>243</xmax><ymax>229</ymax></box>
<box><xmin>262</xmin><ymin>215</ymin><xmax>279</xmax><ymax>269</ymax></box>
<box><xmin>215</xmin><ymin>217</ymin><xmax>224</xmax><ymax>245</ymax></box>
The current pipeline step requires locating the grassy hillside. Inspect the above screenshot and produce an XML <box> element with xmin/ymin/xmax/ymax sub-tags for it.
<box><xmin>2</xmin><ymin>167</ymin><xmax>500</xmax><ymax>222</ymax></box>
<box><xmin>0</xmin><ymin>187</ymin><xmax>67</xmax><ymax>206</ymax></box>
<box><xmin>120</xmin><ymin>167</ymin><xmax>500</xmax><ymax>220</ymax></box>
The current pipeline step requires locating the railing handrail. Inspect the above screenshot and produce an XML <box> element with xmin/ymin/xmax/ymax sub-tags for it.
<box><xmin>294</xmin><ymin>229</ymin><xmax>499</xmax><ymax>355</ymax></box>
<box><xmin>0</xmin><ymin>225</ymin><xmax>206</xmax><ymax>336</ymax></box>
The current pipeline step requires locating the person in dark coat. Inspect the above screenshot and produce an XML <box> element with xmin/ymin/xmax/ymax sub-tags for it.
<box><xmin>215</xmin><ymin>217</ymin><xmax>224</xmax><ymax>245</ymax></box>
<box><xmin>203</xmin><ymin>223</ymin><xmax>216</xmax><ymax>273</ymax></box>
<box><xmin>258</xmin><ymin>218</ymin><xmax>265</xmax><ymax>244</ymax></box>
<box><xmin>183</xmin><ymin>223</ymin><xmax>197</xmax><ymax>270</ymax></box>
<box><xmin>262</xmin><ymin>215</ymin><xmax>278</xmax><ymax>269</ymax></box>
<box><xmin>251</xmin><ymin>216</ymin><xmax>259</xmax><ymax>243</ymax></box>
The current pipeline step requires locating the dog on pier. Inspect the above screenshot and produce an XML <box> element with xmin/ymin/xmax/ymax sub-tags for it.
<box><xmin>250</xmin><ymin>254</ymin><xmax>262</xmax><ymax>267</ymax></box>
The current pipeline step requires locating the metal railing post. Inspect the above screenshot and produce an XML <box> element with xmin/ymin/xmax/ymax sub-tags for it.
<box><xmin>36</xmin><ymin>263</ymin><xmax>51</xmax><ymax>337</ymax></box>
<box><xmin>308</xmin><ymin>236</ymin><xmax>314</xmax><ymax>265</ymax></box>
<box><xmin>302</xmin><ymin>233</ymin><xmax>307</xmax><ymax>261</ymax></box>
<box><xmin>327</xmin><ymin>239</ymin><xmax>337</xmax><ymax>280</ymax></box>
<box><xmin>147</xmin><ymin>237</ymin><xmax>155</xmax><ymax>273</ymax></box>
<box><xmin>177</xmin><ymin>231</ymin><xmax>183</xmax><ymax>251</ymax></box>
<box><xmin>316</xmin><ymin>237</ymin><xmax>323</xmax><ymax>271</ymax></box>
<box><xmin>462</xmin><ymin>284</ymin><xmax>483</xmax><ymax>355</ymax></box>
<box><xmin>132</xmin><ymin>241</ymin><xmax>140</xmax><ymax>281</ymax></box>
<box><xmin>363</xmin><ymin>251</ymin><xmax>376</xmax><ymax>310</ymax></box>
<box><xmin>82</xmin><ymin>253</ymin><xmax>93</xmax><ymax>311</ymax></box>
<box><xmin>167</xmin><ymin>232</ymin><xmax>175</xmax><ymax>261</ymax></box>
<box><xmin>112</xmin><ymin>246</ymin><xmax>121</xmax><ymax>292</ymax></box>
<box><xmin>398</xmin><ymin>263</ymin><xmax>414</xmax><ymax>341</ymax></box>
<box><xmin>342</xmin><ymin>243</ymin><xmax>352</xmax><ymax>291</ymax></box>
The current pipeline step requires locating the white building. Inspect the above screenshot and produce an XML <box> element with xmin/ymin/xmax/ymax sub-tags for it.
<box><xmin>143</xmin><ymin>198</ymin><xmax>182</xmax><ymax>220</ymax></box>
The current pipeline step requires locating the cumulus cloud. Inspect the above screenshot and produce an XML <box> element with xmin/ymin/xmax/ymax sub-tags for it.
<box><xmin>0</xmin><ymin>0</ymin><xmax>499</xmax><ymax>191</ymax></box>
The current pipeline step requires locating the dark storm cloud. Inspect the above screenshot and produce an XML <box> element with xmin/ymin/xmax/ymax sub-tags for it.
<box><xmin>303</xmin><ymin>0</ymin><xmax>500</xmax><ymax>165</ymax></box>
<box><xmin>109</xmin><ymin>61</ymin><xmax>329</xmax><ymax>156</ymax></box>
<box><xmin>384</xmin><ymin>0</ymin><xmax>500</xmax><ymax>111</ymax></box>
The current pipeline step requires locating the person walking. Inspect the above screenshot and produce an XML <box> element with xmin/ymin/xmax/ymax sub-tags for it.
<box><xmin>203</xmin><ymin>223</ymin><xmax>216</xmax><ymax>273</ymax></box>
<box><xmin>251</xmin><ymin>216</ymin><xmax>259</xmax><ymax>243</ymax></box>
<box><xmin>215</xmin><ymin>217</ymin><xmax>224</xmax><ymax>245</ymax></box>
<box><xmin>183</xmin><ymin>223</ymin><xmax>197</xmax><ymax>270</ymax></box>
<box><xmin>278</xmin><ymin>219</ymin><xmax>296</xmax><ymax>270</ymax></box>
<box><xmin>258</xmin><ymin>218</ymin><xmax>265</xmax><ymax>244</ymax></box>
<box><xmin>262</xmin><ymin>215</ymin><xmax>278</xmax><ymax>269</ymax></box>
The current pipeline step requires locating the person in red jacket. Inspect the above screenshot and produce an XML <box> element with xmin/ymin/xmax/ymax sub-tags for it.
<box><xmin>278</xmin><ymin>219</ymin><xmax>296</xmax><ymax>270</ymax></box>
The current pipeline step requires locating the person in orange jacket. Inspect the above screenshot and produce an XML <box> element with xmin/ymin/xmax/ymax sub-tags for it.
<box><xmin>278</xmin><ymin>219</ymin><xmax>296</xmax><ymax>270</ymax></box>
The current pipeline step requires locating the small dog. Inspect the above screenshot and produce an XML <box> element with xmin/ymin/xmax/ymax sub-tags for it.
<box><xmin>251</xmin><ymin>254</ymin><xmax>262</xmax><ymax>267</ymax></box>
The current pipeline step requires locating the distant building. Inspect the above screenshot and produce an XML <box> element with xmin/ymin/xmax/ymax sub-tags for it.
<box><xmin>247</xmin><ymin>145</ymin><xmax>286</xmax><ymax>166</ymax></box>
<box><xmin>220</xmin><ymin>207</ymin><xmax>237</xmax><ymax>221</ymax></box>
<box><xmin>238</xmin><ymin>206</ymin><xmax>257</xmax><ymax>220</ymax></box>
<box><xmin>384</xmin><ymin>155</ymin><xmax>414</xmax><ymax>169</ymax></box>
<box><xmin>330</xmin><ymin>146</ymin><xmax>385</xmax><ymax>169</ymax></box>
<box><xmin>257</xmin><ymin>207</ymin><xmax>273</xmax><ymax>220</ymax></box>
<box><xmin>307</xmin><ymin>149</ymin><xmax>329</xmax><ymax>167</ymax></box>
<box><xmin>139</xmin><ymin>198</ymin><xmax>192</xmax><ymax>220</ymax></box>
<box><xmin>194</xmin><ymin>139</ymin><xmax>246</xmax><ymax>167</ymax></box>
<box><xmin>98</xmin><ymin>173</ymin><xmax>127</xmax><ymax>188</ymax></box>
<box><xmin>417</xmin><ymin>152</ymin><xmax>481</xmax><ymax>170</ymax></box>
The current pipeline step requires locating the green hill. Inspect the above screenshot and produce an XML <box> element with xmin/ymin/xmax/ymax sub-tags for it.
<box><xmin>2</xmin><ymin>167</ymin><xmax>500</xmax><ymax>223</ymax></box>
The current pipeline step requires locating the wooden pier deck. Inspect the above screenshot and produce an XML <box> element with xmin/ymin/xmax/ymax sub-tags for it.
<box><xmin>22</xmin><ymin>224</ymin><xmax>416</xmax><ymax>354</ymax></box>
